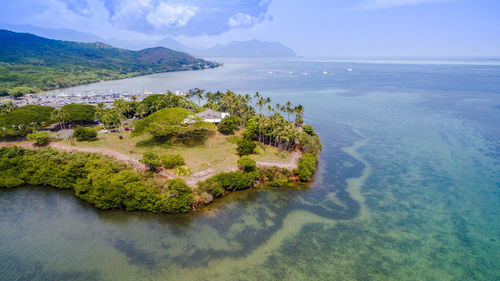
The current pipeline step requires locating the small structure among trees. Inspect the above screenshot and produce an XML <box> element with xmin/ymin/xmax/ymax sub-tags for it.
<box><xmin>196</xmin><ymin>108</ymin><xmax>230</xmax><ymax>124</ymax></box>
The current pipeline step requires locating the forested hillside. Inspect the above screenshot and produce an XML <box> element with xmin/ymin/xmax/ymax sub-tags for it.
<box><xmin>0</xmin><ymin>30</ymin><xmax>219</xmax><ymax>96</ymax></box>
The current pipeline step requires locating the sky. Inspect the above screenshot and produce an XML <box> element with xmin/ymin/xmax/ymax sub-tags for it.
<box><xmin>1</xmin><ymin>0</ymin><xmax>499</xmax><ymax>56</ymax></box>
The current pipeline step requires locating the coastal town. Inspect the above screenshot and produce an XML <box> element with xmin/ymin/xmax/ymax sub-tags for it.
<box><xmin>3</xmin><ymin>88</ymin><xmax>197</xmax><ymax>109</ymax></box>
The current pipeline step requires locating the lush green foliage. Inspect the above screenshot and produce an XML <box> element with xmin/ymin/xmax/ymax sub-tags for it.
<box><xmin>161</xmin><ymin>154</ymin><xmax>185</xmax><ymax>169</ymax></box>
<box><xmin>299</xmin><ymin>133</ymin><xmax>322</xmax><ymax>155</ymax></box>
<box><xmin>303</xmin><ymin>124</ymin><xmax>317</xmax><ymax>136</ymax></box>
<box><xmin>8</xmin><ymin>86</ymin><xmax>36</xmax><ymax>97</ymax></box>
<box><xmin>236</xmin><ymin>138</ymin><xmax>257</xmax><ymax>156</ymax></box>
<box><xmin>0</xmin><ymin>146</ymin><xmax>194</xmax><ymax>213</ymax></box>
<box><xmin>27</xmin><ymin>130</ymin><xmax>49</xmax><ymax>145</ymax></box>
<box><xmin>196</xmin><ymin>177</ymin><xmax>224</xmax><ymax>197</ymax></box>
<box><xmin>137</xmin><ymin>92</ymin><xmax>199</xmax><ymax>117</ymax></box>
<box><xmin>140</xmin><ymin>152</ymin><xmax>162</xmax><ymax>172</ymax></box>
<box><xmin>60</xmin><ymin>104</ymin><xmax>96</xmax><ymax>122</ymax></box>
<box><xmin>217</xmin><ymin>116</ymin><xmax>240</xmax><ymax>134</ymax></box>
<box><xmin>297</xmin><ymin>153</ymin><xmax>318</xmax><ymax>181</ymax></box>
<box><xmin>258</xmin><ymin>166</ymin><xmax>293</xmax><ymax>181</ymax></box>
<box><xmin>73</xmin><ymin>126</ymin><xmax>97</xmax><ymax>141</ymax></box>
<box><xmin>133</xmin><ymin>107</ymin><xmax>214</xmax><ymax>141</ymax></box>
<box><xmin>267</xmin><ymin>178</ymin><xmax>288</xmax><ymax>187</ymax></box>
<box><xmin>198</xmin><ymin>170</ymin><xmax>259</xmax><ymax>195</ymax></box>
<box><xmin>0</xmin><ymin>30</ymin><xmax>218</xmax><ymax>94</ymax></box>
<box><xmin>175</xmin><ymin>165</ymin><xmax>191</xmax><ymax>176</ymax></box>
<box><xmin>203</xmin><ymin>90</ymin><xmax>254</xmax><ymax>121</ymax></box>
<box><xmin>237</xmin><ymin>156</ymin><xmax>256</xmax><ymax>172</ymax></box>
<box><xmin>0</xmin><ymin>105</ymin><xmax>55</xmax><ymax>138</ymax></box>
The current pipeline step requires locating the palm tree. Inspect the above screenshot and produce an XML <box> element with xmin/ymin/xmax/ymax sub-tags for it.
<box><xmin>264</xmin><ymin>97</ymin><xmax>272</xmax><ymax>115</ymax></box>
<box><xmin>113</xmin><ymin>99</ymin><xmax>132</xmax><ymax>119</ymax></box>
<box><xmin>112</xmin><ymin>99</ymin><xmax>132</xmax><ymax>156</ymax></box>
<box><xmin>285</xmin><ymin>101</ymin><xmax>293</xmax><ymax>121</ymax></box>
<box><xmin>135</xmin><ymin>103</ymin><xmax>147</xmax><ymax>118</ymax></box>
<box><xmin>256</xmin><ymin>97</ymin><xmax>266</xmax><ymax>143</ymax></box>
<box><xmin>294</xmin><ymin>105</ymin><xmax>304</xmax><ymax>127</ymax></box>
<box><xmin>195</xmin><ymin>88</ymin><xmax>204</xmax><ymax>106</ymax></box>
<box><xmin>51</xmin><ymin>109</ymin><xmax>70</xmax><ymax>142</ymax></box>
<box><xmin>95</xmin><ymin>102</ymin><xmax>105</xmax><ymax>120</ymax></box>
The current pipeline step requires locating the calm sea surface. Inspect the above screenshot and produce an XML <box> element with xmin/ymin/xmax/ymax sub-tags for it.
<box><xmin>1</xmin><ymin>58</ymin><xmax>499</xmax><ymax>280</ymax></box>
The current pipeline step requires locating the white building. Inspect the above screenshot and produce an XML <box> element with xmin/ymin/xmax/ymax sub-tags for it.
<box><xmin>195</xmin><ymin>108</ymin><xmax>230</xmax><ymax>124</ymax></box>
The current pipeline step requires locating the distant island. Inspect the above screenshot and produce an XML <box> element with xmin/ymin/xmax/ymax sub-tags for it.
<box><xmin>0</xmin><ymin>30</ymin><xmax>220</xmax><ymax>97</ymax></box>
<box><xmin>158</xmin><ymin>39</ymin><xmax>297</xmax><ymax>58</ymax></box>
<box><xmin>0</xmin><ymin>90</ymin><xmax>321</xmax><ymax>214</ymax></box>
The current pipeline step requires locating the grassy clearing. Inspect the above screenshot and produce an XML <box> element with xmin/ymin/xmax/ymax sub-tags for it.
<box><xmin>56</xmin><ymin>130</ymin><xmax>292</xmax><ymax>173</ymax></box>
<box><xmin>250</xmin><ymin>144</ymin><xmax>291</xmax><ymax>164</ymax></box>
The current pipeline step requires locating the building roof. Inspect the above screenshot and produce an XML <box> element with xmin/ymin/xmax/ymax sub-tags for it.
<box><xmin>196</xmin><ymin>108</ymin><xmax>222</xmax><ymax>120</ymax></box>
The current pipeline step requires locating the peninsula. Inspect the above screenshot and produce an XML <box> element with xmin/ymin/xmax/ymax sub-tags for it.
<box><xmin>0</xmin><ymin>90</ymin><xmax>321</xmax><ymax>213</ymax></box>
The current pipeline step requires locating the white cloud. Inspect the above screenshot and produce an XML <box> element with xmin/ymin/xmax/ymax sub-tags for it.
<box><xmin>228</xmin><ymin>13</ymin><xmax>261</xmax><ymax>27</ymax></box>
<box><xmin>146</xmin><ymin>3</ymin><xmax>198</xmax><ymax>29</ymax></box>
<box><xmin>361</xmin><ymin>0</ymin><xmax>449</xmax><ymax>9</ymax></box>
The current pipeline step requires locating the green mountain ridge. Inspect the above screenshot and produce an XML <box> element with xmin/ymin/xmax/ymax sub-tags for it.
<box><xmin>0</xmin><ymin>30</ymin><xmax>219</xmax><ymax>96</ymax></box>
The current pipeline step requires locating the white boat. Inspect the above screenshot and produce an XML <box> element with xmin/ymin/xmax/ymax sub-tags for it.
<box><xmin>346</xmin><ymin>68</ymin><xmax>353</xmax><ymax>72</ymax></box>
<box><xmin>323</xmin><ymin>71</ymin><xmax>328</xmax><ymax>75</ymax></box>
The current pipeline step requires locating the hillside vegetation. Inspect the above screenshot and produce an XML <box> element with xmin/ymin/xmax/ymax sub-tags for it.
<box><xmin>0</xmin><ymin>30</ymin><xmax>219</xmax><ymax>95</ymax></box>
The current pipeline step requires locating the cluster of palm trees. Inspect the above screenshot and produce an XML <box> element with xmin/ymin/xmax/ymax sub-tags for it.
<box><xmin>200</xmin><ymin>90</ymin><xmax>255</xmax><ymax>125</ymax></box>
<box><xmin>187</xmin><ymin>90</ymin><xmax>306</xmax><ymax>152</ymax></box>
<box><xmin>253</xmin><ymin>113</ymin><xmax>301</xmax><ymax>152</ymax></box>
<box><xmin>251</xmin><ymin>93</ymin><xmax>305</xmax><ymax>152</ymax></box>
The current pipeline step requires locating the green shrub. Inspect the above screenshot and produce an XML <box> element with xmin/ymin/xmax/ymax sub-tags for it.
<box><xmin>27</xmin><ymin>131</ymin><xmax>50</xmax><ymax>145</ymax></box>
<box><xmin>217</xmin><ymin>116</ymin><xmax>240</xmax><ymax>134</ymax></box>
<box><xmin>161</xmin><ymin>154</ymin><xmax>185</xmax><ymax>169</ymax></box>
<box><xmin>297</xmin><ymin>153</ymin><xmax>317</xmax><ymax>181</ymax></box>
<box><xmin>267</xmin><ymin>178</ymin><xmax>288</xmax><ymax>187</ymax></box>
<box><xmin>175</xmin><ymin>165</ymin><xmax>191</xmax><ymax>176</ymax></box>
<box><xmin>157</xmin><ymin>178</ymin><xmax>194</xmax><ymax>213</ymax></box>
<box><xmin>237</xmin><ymin>156</ymin><xmax>256</xmax><ymax>172</ymax></box>
<box><xmin>9</xmin><ymin>86</ymin><xmax>36</xmax><ymax>97</ymax></box>
<box><xmin>197</xmin><ymin>177</ymin><xmax>223</xmax><ymax>197</ymax></box>
<box><xmin>140</xmin><ymin>152</ymin><xmax>162</xmax><ymax>172</ymax></box>
<box><xmin>197</xmin><ymin>170</ymin><xmax>258</xmax><ymax>193</ymax></box>
<box><xmin>259</xmin><ymin>166</ymin><xmax>293</xmax><ymax>181</ymax></box>
<box><xmin>73</xmin><ymin>126</ymin><xmax>97</xmax><ymax>141</ymax></box>
<box><xmin>236</xmin><ymin>138</ymin><xmax>256</xmax><ymax>156</ymax></box>
<box><xmin>299</xmin><ymin>133</ymin><xmax>322</xmax><ymax>155</ymax></box>
<box><xmin>214</xmin><ymin>170</ymin><xmax>259</xmax><ymax>191</ymax></box>
<box><xmin>303</xmin><ymin>125</ymin><xmax>317</xmax><ymax>136</ymax></box>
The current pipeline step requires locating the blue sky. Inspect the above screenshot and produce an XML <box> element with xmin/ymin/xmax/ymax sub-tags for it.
<box><xmin>1</xmin><ymin>0</ymin><xmax>499</xmax><ymax>56</ymax></box>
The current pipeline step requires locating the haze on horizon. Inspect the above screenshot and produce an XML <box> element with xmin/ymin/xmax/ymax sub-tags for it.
<box><xmin>1</xmin><ymin>0</ymin><xmax>499</xmax><ymax>57</ymax></box>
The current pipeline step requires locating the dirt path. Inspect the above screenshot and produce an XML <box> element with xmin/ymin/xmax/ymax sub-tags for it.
<box><xmin>185</xmin><ymin>166</ymin><xmax>239</xmax><ymax>187</ymax></box>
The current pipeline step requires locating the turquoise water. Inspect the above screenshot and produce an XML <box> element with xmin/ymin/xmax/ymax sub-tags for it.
<box><xmin>1</xmin><ymin>58</ymin><xmax>499</xmax><ymax>280</ymax></box>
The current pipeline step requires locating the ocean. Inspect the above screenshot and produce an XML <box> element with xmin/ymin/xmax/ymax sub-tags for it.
<box><xmin>1</xmin><ymin>57</ymin><xmax>499</xmax><ymax>280</ymax></box>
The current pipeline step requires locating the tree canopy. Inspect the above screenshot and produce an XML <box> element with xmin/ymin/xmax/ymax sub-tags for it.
<box><xmin>133</xmin><ymin>107</ymin><xmax>214</xmax><ymax>140</ymax></box>
<box><xmin>60</xmin><ymin>104</ymin><xmax>96</xmax><ymax>122</ymax></box>
<box><xmin>0</xmin><ymin>105</ymin><xmax>55</xmax><ymax>138</ymax></box>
